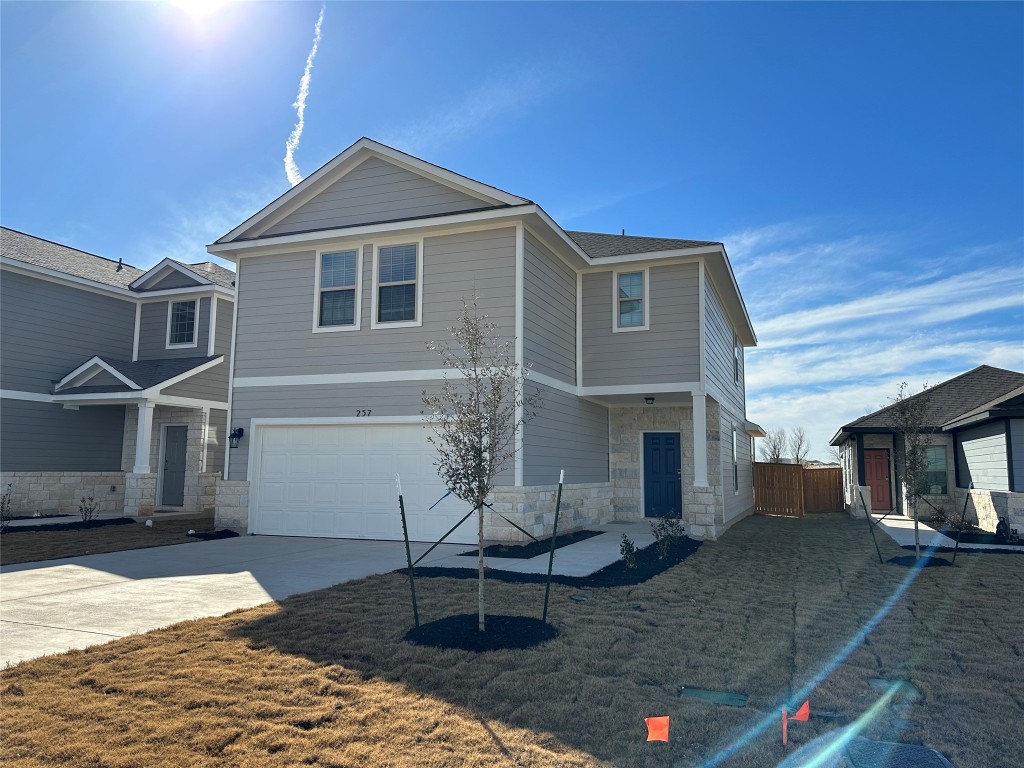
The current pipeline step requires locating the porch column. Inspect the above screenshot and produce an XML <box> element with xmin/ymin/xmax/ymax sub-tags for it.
<box><xmin>693</xmin><ymin>394</ymin><xmax>709</xmax><ymax>487</ymax></box>
<box><xmin>132</xmin><ymin>401</ymin><xmax>156</xmax><ymax>474</ymax></box>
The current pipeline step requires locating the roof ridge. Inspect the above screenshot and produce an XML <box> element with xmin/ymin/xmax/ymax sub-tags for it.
<box><xmin>566</xmin><ymin>228</ymin><xmax>722</xmax><ymax>244</ymax></box>
<box><xmin>1</xmin><ymin>226</ymin><xmax>140</xmax><ymax>271</ymax></box>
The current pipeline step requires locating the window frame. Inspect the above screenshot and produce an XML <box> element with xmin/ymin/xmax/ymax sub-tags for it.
<box><xmin>612</xmin><ymin>267</ymin><xmax>650</xmax><ymax>333</ymax></box>
<box><xmin>732</xmin><ymin>427</ymin><xmax>739</xmax><ymax>494</ymax></box>
<box><xmin>371</xmin><ymin>239</ymin><xmax>424</xmax><ymax>329</ymax></box>
<box><xmin>924</xmin><ymin>444</ymin><xmax>949</xmax><ymax>496</ymax></box>
<box><xmin>312</xmin><ymin>246</ymin><xmax>363</xmax><ymax>333</ymax></box>
<box><xmin>733</xmin><ymin>334</ymin><xmax>742</xmax><ymax>384</ymax></box>
<box><xmin>165</xmin><ymin>299</ymin><xmax>199</xmax><ymax>349</ymax></box>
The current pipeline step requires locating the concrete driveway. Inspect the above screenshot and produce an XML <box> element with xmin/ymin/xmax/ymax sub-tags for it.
<box><xmin>0</xmin><ymin>536</ymin><xmax>464</xmax><ymax>668</ymax></box>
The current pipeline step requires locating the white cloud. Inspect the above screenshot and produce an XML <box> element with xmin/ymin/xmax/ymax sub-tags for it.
<box><xmin>283</xmin><ymin>5</ymin><xmax>325</xmax><ymax>188</ymax></box>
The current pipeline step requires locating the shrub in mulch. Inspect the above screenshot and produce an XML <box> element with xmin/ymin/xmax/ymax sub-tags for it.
<box><xmin>405</xmin><ymin>613</ymin><xmax>558</xmax><ymax>652</ymax></box>
<box><xmin>887</xmin><ymin>555</ymin><xmax>955</xmax><ymax>568</ymax></box>
<box><xmin>0</xmin><ymin>517</ymin><xmax>136</xmax><ymax>535</ymax></box>
<box><xmin>410</xmin><ymin>536</ymin><xmax>702</xmax><ymax>589</ymax></box>
<box><xmin>939</xmin><ymin>529</ymin><xmax>1024</xmax><ymax>547</ymax></box>
<box><xmin>186</xmin><ymin>529</ymin><xmax>240</xmax><ymax>541</ymax></box>
<box><xmin>458</xmin><ymin>529</ymin><xmax>602</xmax><ymax>559</ymax></box>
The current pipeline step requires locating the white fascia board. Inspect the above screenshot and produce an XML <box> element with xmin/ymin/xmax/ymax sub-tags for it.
<box><xmin>152</xmin><ymin>356</ymin><xmax>224</xmax><ymax>392</ymax></box>
<box><xmin>578</xmin><ymin>245</ymin><xmax>723</xmax><ymax>270</ymax></box>
<box><xmin>54</xmin><ymin>356</ymin><xmax>142</xmax><ymax>392</ymax></box>
<box><xmin>135</xmin><ymin>285</ymin><xmax>234</xmax><ymax>300</ymax></box>
<box><xmin>130</xmin><ymin>257</ymin><xmax>212</xmax><ymax>289</ymax></box>
<box><xmin>703</xmin><ymin>252</ymin><xmax>757</xmax><ymax>347</ymax></box>
<box><xmin>1</xmin><ymin>389</ymin><xmax>56</xmax><ymax>402</ymax></box>
<box><xmin>578</xmin><ymin>382</ymin><xmax>703</xmax><ymax>397</ymax></box>
<box><xmin>208</xmin><ymin>205</ymin><xmax>536</xmax><ymax>258</ymax></box>
<box><xmin>52</xmin><ymin>357</ymin><xmax>224</xmax><ymax>404</ymax></box>
<box><xmin>531</xmin><ymin>206</ymin><xmax>594</xmax><ymax>265</ymax></box>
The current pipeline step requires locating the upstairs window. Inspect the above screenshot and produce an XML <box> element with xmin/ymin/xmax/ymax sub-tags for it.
<box><xmin>614</xmin><ymin>268</ymin><xmax>649</xmax><ymax>331</ymax></box>
<box><xmin>732</xmin><ymin>428</ymin><xmax>739</xmax><ymax>492</ymax></box>
<box><xmin>167</xmin><ymin>300</ymin><xmax>197</xmax><ymax>347</ymax></box>
<box><xmin>734</xmin><ymin>334</ymin><xmax>741</xmax><ymax>383</ymax></box>
<box><xmin>925</xmin><ymin>445</ymin><xmax>948</xmax><ymax>495</ymax></box>
<box><xmin>318</xmin><ymin>250</ymin><xmax>359</xmax><ymax>328</ymax></box>
<box><xmin>376</xmin><ymin>243</ymin><xmax>419</xmax><ymax>325</ymax></box>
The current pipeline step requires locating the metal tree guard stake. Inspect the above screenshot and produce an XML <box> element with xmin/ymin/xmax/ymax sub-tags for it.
<box><xmin>860</xmin><ymin>489</ymin><xmax>884</xmax><ymax>564</ymax></box>
<box><xmin>542</xmin><ymin>469</ymin><xmax>565</xmax><ymax>623</ymax></box>
<box><xmin>396</xmin><ymin>475</ymin><xmax>419</xmax><ymax>628</ymax></box>
<box><xmin>952</xmin><ymin>482</ymin><xmax>973</xmax><ymax>564</ymax></box>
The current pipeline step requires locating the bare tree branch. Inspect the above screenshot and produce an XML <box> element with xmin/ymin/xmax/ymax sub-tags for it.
<box><xmin>759</xmin><ymin>428</ymin><xmax>787</xmax><ymax>463</ymax></box>
<box><xmin>789</xmin><ymin>427</ymin><xmax>809</xmax><ymax>466</ymax></box>
<box><xmin>886</xmin><ymin>381</ymin><xmax>931</xmax><ymax>559</ymax></box>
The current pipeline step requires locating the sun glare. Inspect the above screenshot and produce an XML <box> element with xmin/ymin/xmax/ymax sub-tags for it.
<box><xmin>170</xmin><ymin>0</ymin><xmax>228</xmax><ymax>20</ymax></box>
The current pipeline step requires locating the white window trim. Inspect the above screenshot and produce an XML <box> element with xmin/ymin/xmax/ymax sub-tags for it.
<box><xmin>166</xmin><ymin>299</ymin><xmax>199</xmax><ymax>349</ymax></box>
<box><xmin>732</xmin><ymin>427</ymin><xmax>739</xmax><ymax>495</ymax></box>
<box><xmin>370</xmin><ymin>238</ymin><xmax>424</xmax><ymax>329</ymax></box>
<box><xmin>733</xmin><ymin>333</ymin><xmax>741</xmax><ymax>384</ymax></box>
<box><xmin>612</xmin><ymin>267</ymin><xmax>650</xmax><ymax>332</ymax></box>
<box><xmin>312</xmin><ymin>247</ymin><xmax>363</xmax><ymax>333</ymax></box>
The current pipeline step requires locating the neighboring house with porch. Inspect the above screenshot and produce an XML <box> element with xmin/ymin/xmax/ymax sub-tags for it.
<box><xmin>0</xmin><ymin>227</ymin><xmax>235</xmax><ymax>517</ymax></box>
<box><xmin>207</xmin><ymin>137</ymin><xmax>761</xmax><ymax>544</ymax></box>
<box><xmin>830</xmin><ymin>365</ymin><xmax>1024</xmax><ymax>531</ymax></box>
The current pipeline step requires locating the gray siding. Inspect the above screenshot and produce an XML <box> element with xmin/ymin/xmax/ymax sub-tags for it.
<box><xmin>581</xmin><ymin>263</ymin><xmax>700</xmax><ymax>387</ymax></box>
<box><xmin>719</xmin><ymin>400</ymin><xmax>754</xmax><ymax>522</ymax></box>
<box><xmin>146</xmin><ymin>271</ymin><xmax>203</xmax><ymax>290</ymax></box>
<box><xmin>214</xmin><ymin>298</ymin><xmax>234</xmax><ymax>356</ymax></box>
<box><xmin>161</xmin><ymin>360</ymin><xmax>228</xmax><ymax>402</ymax></box>
<box><xmin>233</xmin><ymin>227</ymin><xmax>516</xmax><ymax>378</ymax></box>
<box><xmin>705</xmin><ymin>273</ymin><xmax>745</xmax><ymax>416</ymax></box>
<box><xmin>957</xmin><ymin>421</ymin><xmax>1009</xmax><ymax>491</ymax></box>
<box><xmin>1011</xmin><ymin>419</ymin><xmax>1024</xmax><ymax>491</ymax></box>
<box><xmin>522</xmin><ymin>383</ymin><xmax>608</xmax><ymax>485</ymax></box>
<box><xmin>137</xmin><ymin>297</ymin><xmax>211</xmax><ymax>360</ymax></box>
<box><xmin>260</xmin><ymin>157</ymin><xmax>490</xmax><ymax>237</ymax></box>
<box><xmin>228</xmin><ymin>381</ymin><xmax>513</xmax><ymax>488</ymax></box>
<box><xmin>0</xmin><ymin>269</ymin><xmax>135</xmax><ymax>393</ymax></box>
<box><xmin>1</xmin><ymin>398</ymin><xmax>125</xmax><ymax>471</ymax></box>
<box><xmin>523</xmin><ymin>232</ymin><xmax>576</xmax><ymax>385</ymax></box>
<box><xmin>206</xmin><ymin>408</ymin><xmax>227</xmax><ymax>474</ymax></box>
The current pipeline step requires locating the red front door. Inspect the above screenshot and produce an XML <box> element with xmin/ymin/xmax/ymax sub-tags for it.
<box><xmin>864</xmin><ymin>449</ymin><xmax>891</xmax><ymax>510</ymax></box>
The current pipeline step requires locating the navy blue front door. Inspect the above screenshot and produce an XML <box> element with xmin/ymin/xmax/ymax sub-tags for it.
<box><xmin>643</xmin><ymin>433</ymin><xmax>682</xmax><ymax>518</ymax></box>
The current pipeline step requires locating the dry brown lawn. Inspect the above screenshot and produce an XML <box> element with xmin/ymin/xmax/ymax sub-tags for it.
<box><xmin>0</xmin><ymin>515</ymin><xmax>216</xmax><ymax>565</ymax></box>
<box><xmin>2</xmin><ymin>514</ymin><xmax>1022</xmax><ymax>767</ymax></box>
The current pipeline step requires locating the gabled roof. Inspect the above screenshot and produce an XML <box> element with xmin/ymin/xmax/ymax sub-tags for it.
<box><xmin>54</xmin><ymin>356</ymin><xmax>222</xmax><ymax>395</ymax></box>
<box><xmin>831</xmin><ymin>365</ymin><xmax>1024</xmax><ymax>444</ymax></box>
<box><xmin>941</xmin><ymin>384</ymin><xmax>1024</xmax><ymax>430</ymax></box>
<box><xmin>130</xmin><ymin>257</ymin><xmax>213</xmax><ymax>290</ymax></box>
<box><xmin>566</xmin><ymin>231</ymin><xmax>721</xmax><ymax>258</ymax></box>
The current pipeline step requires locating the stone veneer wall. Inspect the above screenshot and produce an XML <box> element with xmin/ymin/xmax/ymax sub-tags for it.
<box><xmin>846</xmin><ymin>485</ymin><xmax>873</xmax><ymax>517</ymax></box>
<box><xmin>954</xmin><ymin>487</ymin><xmax>1024</xmax><ymax>532</ymax></box>
<box><xmin>0</xmin><ymin>471</ymin><xmax>125</xmax><ymax>517</ymax></box>
<box><xmin>486</xmin><ymin>482</ymin><xmax>614</xmax><ymax>542</ymax></box>
<box><xmin>123</xmin><ymin>473</ymin><xmax>157</xmax><ymax>516</ymax></box>
<box><xmin>215</xmin><ymin>479</ymin><xmax>251</xmax><ymax>530</ymax></box>
<box><xmin>122</xmin><ymin>405</ymin><xmax>210</xmax><ymax>513</ymax></box>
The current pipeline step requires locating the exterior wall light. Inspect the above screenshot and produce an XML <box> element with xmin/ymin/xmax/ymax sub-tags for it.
<box><xmin>644</xmin><ymin>397</ymin><xmax>655</xmax><ymax>406</ymax></box>
<box><xmin>229</xmin><ymin>427</ymin><xmax>245</xmax><ymax>449</ymax></box>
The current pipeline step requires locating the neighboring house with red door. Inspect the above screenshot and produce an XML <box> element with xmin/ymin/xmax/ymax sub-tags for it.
<box><xmin>206</xmin><ymin>137</ymin><xmax>761</xmax><ymax>543</ymax></box>
<box><xmin>830</xmin><ymin>365</ymin><xmax>1024</xmax><ymax>531</ymax></box>
<box><xmin>0</xmin><ymin>228</ymin><xmax>235</xmax><ymax>518</ymax></box>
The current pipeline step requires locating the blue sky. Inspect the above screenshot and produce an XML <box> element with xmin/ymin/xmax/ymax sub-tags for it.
<box><xmin>2</xmin><ymin>1</ymin><xmax>1022</xmax><ymax>458</ymax></box>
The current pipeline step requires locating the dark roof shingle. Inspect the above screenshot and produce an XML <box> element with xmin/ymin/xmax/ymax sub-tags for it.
<box><xmin>566</xmin><ymin>230</ymin><xmax>720</xmax><ymax>259</ymax></box>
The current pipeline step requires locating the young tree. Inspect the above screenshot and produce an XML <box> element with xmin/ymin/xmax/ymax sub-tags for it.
<box><xmin>885</xmin><ymin>382</ymin><xmax>930</xmax><ymax>559</ymax></box>
<box><xmin>789</xmin><ymin>427</ymin><xmax>810</xmax><ymax>465</ymax></box>
<box><xmin>422</xmin><ymin>298</ymin><xmax>538</xmax><ymax>631</ymax></box>
<box><xmin>826</xmin><ymin>445</ymin><xmax>844</xmax><ymax>466</ymax></box>
<box><xmin>759</xmin><ymin>427</ymin><xmax>787</xmax><ymax>463</ymax></box>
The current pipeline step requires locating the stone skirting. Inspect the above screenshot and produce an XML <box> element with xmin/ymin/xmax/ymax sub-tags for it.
<box><xmin>486</xmin><ymin>482</ymin><xmax>615</xmax><ymax>542</ymax></box>
<box><xmin>846</xmin><ymin>485</ymin><xmax>873</xmax><ymax>518</ymax></box>
<box><xmin>123</xmin><ymin>473</ymin><xmax>157</xmax><ymax>517</ymax></box>
<box><xmin>215</xmin><ymin>479</ymin><xmax>251</xmax><ymax>530</ymax></box>
<box><xmin>954</xmin><ymin>487</ymin><xmax>1024</xmax><ymax>532</ymax></box>
<box><xmin>0</xmin><ymin>471</ymin><xmax>126</xmax><ymax>517</ymax></box>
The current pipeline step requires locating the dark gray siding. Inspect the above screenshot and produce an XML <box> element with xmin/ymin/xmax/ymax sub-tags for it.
<box><xmin>719</xmin><ymin>401</ymin><xmax>754</xmax><ymax>522</ymax></box>
<box><xmin>523</xmin><ymin>232</ymin><xmax>576</xmax><ymax>385</ymax></box>
<box><xmin>137</xmin><ymin>297</ymin><xmax>211</xmax><ymax>360</ymax></box>
<box><xmin>228</xmin><ymin>381</ymin><xmax>513</xmax><ymax>488</ymax></box>
<box><xmin>0</xmin><ymin>270</ymin><xmax>135</xmax><ymax>393</ymax></box>
<box><xmin>1</xmin><ymin>398</ymin><xmax>125</xmax><ymax>471</ymax></box>
<box><xmin>259</xmin><ymin>156</ymin><xmax>490</xmax><ymax>237</ymax></box>
<box><xmin>206</xmin><ymin>408</ymin><xmax>227</xmax><ymax>474</ymax></box>
<box><xmin>161</xmin><ymin>360</ymin><xmax>228</xmax><ymax>402</ymax></box>
<box><xmin>705</xmin><ymin>272</ymin><xmax>745</xmax><ymax>416</ymax></box>
<box><xmin>1011</xmin><ymin>419</ymin><xmax>1024</xmax><ymax>491</ymax></box>
<box><xmin>146</xmin><ymin>271</ymin><xmax>203</xmax><ymax>290</ymax></box>
<box><xmin>581</xmin><ymin>263</ymin><xmax>700</xmax><ymax>387</ymax></box>
<box><xmin>233</xmin><ymin>227</ymin><xmax>516</xmax><ymax>378</ymax></box>
<box><xmin>522</xmin><ymin>383</ymin><xmax>607</xmax><ymax>485</ymax></box>
<box><xmin>214</xmin><ymin>298</ymin><xmax>234</xmax><ymax>356</ymax></box>
<box><xmin>956</xmin><ymin>421</ymin><xmax>1009</xmax><ymax>491</ymax></box>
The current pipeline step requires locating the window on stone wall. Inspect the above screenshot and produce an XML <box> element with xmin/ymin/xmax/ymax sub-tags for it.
<box><xmin>925</xmin><ymin>445</ymin><xmax>948</xmax><ymax>495</ymax></box>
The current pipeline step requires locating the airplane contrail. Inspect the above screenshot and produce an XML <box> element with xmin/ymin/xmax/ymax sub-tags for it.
<box><xmin>284</xmin><ymin>5</ymin><xmax>325</xmax><ymax>187</ymax></box>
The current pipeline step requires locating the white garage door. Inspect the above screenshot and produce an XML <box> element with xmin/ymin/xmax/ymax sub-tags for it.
<box><xmin>251</xmin><ymin>423</ymin><xmax>475</xmax><ymax>544</ymax></box>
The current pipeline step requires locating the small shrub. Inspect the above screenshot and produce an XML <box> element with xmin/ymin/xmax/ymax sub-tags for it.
<box><xmin>651</xmin><ymin>512</ymin><xmax>685</xmax><ymax>559</ymax></box>
<box><xmin>0</xmin><ymin>483</ymin><xmax>13</xmax><ymax>533</ymax></box>
<box><xmin>79</xmin><ymin>496</ymin><xmax>99</xmax><ymax>522</ymax></box>
<box><xmin>620</xmin><ymin>533</ymin><xmax>637</xmax><ymax>569</ymax></box>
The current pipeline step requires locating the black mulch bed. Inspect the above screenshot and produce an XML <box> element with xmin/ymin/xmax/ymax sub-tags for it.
<box><xmin>937</xmin><ymin>529</ymin><xmax>1024</xmax><ymax>547</ymax></box>
<box><xmin>8</xmin><ymin>513</ymin><xmax>73</xmax><ymax>520</ymax></box>
<box><xmin>459</xmin><ymin>529</ymin><xmax>601</xmax><ymax>559</ymax></box>
<box><xmin>887</xmin><ymin>555</ymin><xmax>955</xmax><ymax>568</ymax></box>
<box><xmin>1</xmin><ymin>517</ymin><xmax>135</xmax><ymax>535</ymax></box>
<box><xmin>405</xmin><ymin>613</ymin><xmax>557</xmax><ymax>652</ymax></box>
<box><xmin>409</xmin><ymin>537</ymin><xmax>701</xmax><ymax>589</ymax></box>
<box><xmin>187</xmin><ymin>529</ymin><xmax>240</xmax><ymax>541</ymax></box>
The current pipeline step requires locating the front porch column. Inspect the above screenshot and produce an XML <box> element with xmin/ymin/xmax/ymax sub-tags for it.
<box><xmin>692</xmin><ymin>394</ymin><xmax>709</xmax><ymax>487</ymax></box>
<box><xmin>132</xmin><ymin>401</ymin><xmax>156</xmax><ymax>474</ymax></box>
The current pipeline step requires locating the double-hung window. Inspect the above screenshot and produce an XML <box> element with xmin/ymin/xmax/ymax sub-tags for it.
<box><xmin>614</xmin><ymin>269</ymin><xmax>648</xmax><ymax>331</ymax></box>
<box><xmin>734</xmin><ymin>334</ymin><xmax>741</xmax><ymax>383</ymax></box>
<box><xmin>318</xmin><ymin>250</ymin><xmax>359</xmax><ymax>329</ymax></box>
<box><xmin>376</xmin><ymin>243</ymin><xmax>419</xmax><ymax>325</ymax></box>
<box><xmin>732</xmin><ymin>428</ymin><xmax>739</xmax><ymax>492</ymax></box>
<box><xmin>167</xmin><ymin>300</ymin><xmax>197</xmax><ymax>347</ymax></box>
<box><xmin>925</xmin><ymin>445</ymin><xmax>948</xmax><ymax>495</ymax></box>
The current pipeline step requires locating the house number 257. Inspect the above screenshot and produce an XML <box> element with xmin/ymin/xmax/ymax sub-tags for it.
<box><xmin>355</xmin><ymin>409</ymin><xmax>372</xmax><ymax>417</ymax></box>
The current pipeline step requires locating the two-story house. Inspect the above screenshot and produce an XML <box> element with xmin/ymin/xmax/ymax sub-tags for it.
<box><xmin>207</xmin><ymin>138</ymin><xmax>760</xmax><ymax>544</ymax></box>
<box><xmin>0</xmin><ymin>228</ymin><xmax>235</xmax><ymax>517</ymax></box>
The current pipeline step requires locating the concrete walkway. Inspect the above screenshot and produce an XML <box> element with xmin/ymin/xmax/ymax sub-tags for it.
<box><xmin>871</xmin><ymin>514</ymin><xmax>1022</xmax><ymax>552</ymax></box>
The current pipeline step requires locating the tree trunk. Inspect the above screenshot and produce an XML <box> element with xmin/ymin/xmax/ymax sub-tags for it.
<box><xmin>477</xmin><ymin>504</ymin><xmax>485</xmax><ymax>632</ymax></box>
<box><xmin>913</xmin><ymin>500</ymin><xmax>920</xmax><ymax>560</ymax></box>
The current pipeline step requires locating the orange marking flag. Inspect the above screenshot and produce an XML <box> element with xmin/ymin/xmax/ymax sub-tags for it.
<box><xmin>645</xmin><ymin>716</ymin><xmax>670</xmax><ymax>742</ymax></box>
<box><xmin>791</xmin><ymin>700</ymin><xmax>810</xmax><ymax>722</ymax></box>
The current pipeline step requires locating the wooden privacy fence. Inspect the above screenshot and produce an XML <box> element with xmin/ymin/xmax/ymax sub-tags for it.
<box><xmin>753</xmin><ymin>464</ymin><xmax>843</xmax><ymax>517</ymax></box>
